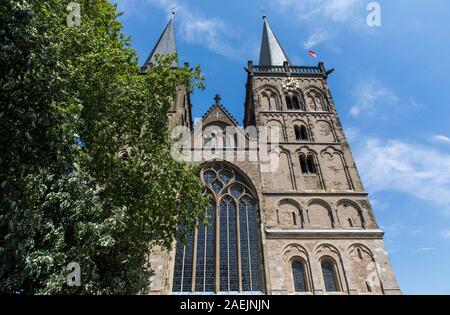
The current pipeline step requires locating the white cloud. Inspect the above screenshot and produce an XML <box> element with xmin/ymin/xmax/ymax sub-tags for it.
<box><xmin>354</xmin><ymin>138</ymin><xmax>450</xmax><ymax>213</ymax></box>
<box><xmin>432</xmin><ymin>135</ymin><xmax>450</xmax><ymax>145</ymax></box>
<box><xmin>115</xmin><ymin>0</ymin><xmax>242</xmax><ymax>60</ymax></box>
<box><xmin>350</xmin><ymin>78</ymin><xmax>398</xmax><ymax>116</ymax></box>
<box><xmin>303</xmin><ymin>29</ymin><xmax>332</xmax><ymax>49</ymax></box>
<box><xmin>274</xmin><ymin>0</ymin><xmax>369</xmax><ymax>50</ymax></box>
<box><xmin>179</xmin><ymin>15</ymin><xmax>242</xmax><ymax>60</ymax></box>
<box><xmin>413</xmin><ymin>246</ymin><xmax>436</xmax><ymax>253</ymax></box>
<box><xmin>275</xmin><ymin>0</ymin><xmax>362</xmax><ymax>23</ymax></box>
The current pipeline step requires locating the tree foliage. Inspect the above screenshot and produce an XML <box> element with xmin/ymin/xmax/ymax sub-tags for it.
<box><xmin>0</xmin><ymin>0</ymin><xmax>209</xmax><ymax>294</ymax></box>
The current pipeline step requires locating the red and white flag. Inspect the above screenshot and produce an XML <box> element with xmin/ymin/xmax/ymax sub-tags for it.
<box><xmin>309</xmin><ymin>50</ymin><xmax>317</xmax><ymax>59</ymax></box>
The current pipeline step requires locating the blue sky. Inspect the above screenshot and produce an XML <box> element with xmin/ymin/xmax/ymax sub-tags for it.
<box><xmin>113</xmin><ymin>0</ymin><xmax>450</xmax><ymax>294</ymax></box>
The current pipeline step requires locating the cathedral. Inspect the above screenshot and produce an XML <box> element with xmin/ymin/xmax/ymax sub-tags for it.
<box><xmin>143</xmin><ymin>14</ymin><xmax>401</xmax><ymax>295</ymax></box>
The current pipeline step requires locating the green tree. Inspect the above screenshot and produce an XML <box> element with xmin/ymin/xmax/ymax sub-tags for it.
<box><xmin>0</xmin><ymin>0</ymin><xmax>208</xmax><ymax>294</ymax></box>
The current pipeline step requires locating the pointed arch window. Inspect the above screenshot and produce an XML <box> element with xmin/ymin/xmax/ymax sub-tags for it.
<box><xmin>220</xmin><ymin>196</ymin><xmax>238</xmax><ymax>291</ymax></box>
<box><xmin>172</xmin><ymin>164</ymin><xmax>263</xmax><ymax>294</ymax></box>
<box><xmin>292</xmin><ymin>260</ymin><xmax>307</xmax><ymax>292</ymax></box>
<box><xmin>195</xmin><ymin>201</ymin><xmax>216</xmax><ymax>292</ymax></box>
<box><xmin>321</xmin><ymin>259</ymin><xmax>339</xmax><ymax>292</ymax></box>
<box><xmin>172</xmin><ymin>223</ymin><xmax>195</xmax><ymax>292</ymax></box>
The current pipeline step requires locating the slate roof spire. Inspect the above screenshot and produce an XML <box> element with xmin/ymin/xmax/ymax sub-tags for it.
<box><xmin>142</xmin><ymin>12</ymin><xmax>178</xmax><ymax>70</ymax></box>
<box><xmin>258</xmin><ymin>16</ymin><xmax>291</xmax><ymax>66</ymax></box>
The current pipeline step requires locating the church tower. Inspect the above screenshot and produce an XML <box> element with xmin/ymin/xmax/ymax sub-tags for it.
<box><xmin>141</xmin><ymin>13</ymin><xmax>193</xmax><ymax>130</ymax></box>
<box><xmin>146</xmin><ymin>15</ymin><xmax>401</xmax><ymax>295</ymax></box>
<box><xmin>242</xmin><ymin>16</ymin><xmax>401</xmax><ymax>295</ymax></box>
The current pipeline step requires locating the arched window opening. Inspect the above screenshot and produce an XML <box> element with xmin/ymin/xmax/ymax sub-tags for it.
<box><xmin>300</xmin><ymin>155</ymin><xmax>317</xmax><ymax>174</ymax></box>
<box><xmin>300</xmin><ymin>126</ymin><xmax>308</xmax><ymax>140</ymax></box>
<box><xmin>173</xmin><ymin>164</ymin><xmax>262</xmax><ymax>294</ymax></box>
<box><xmin>294</xmin><ymin>126</ymin><xmax>301</xmax><ymax>141</ymax></box>
<box><xmin>292</xmin><ymin>261</ymin><xmax>307</xmax><ymax>292</ymax></box>
<box><xmin>307</xmin><ymin>156</ymin><xmax>316</xmax><ymax>174</ymax></box>
<box><xmin>295</xmin><ymin>125</ymin><xmax>308</xmax><ymax>141</ymax></box>
<box><xmin>286</xmin><ymin>96</ymin><xmax>293</xmax><ymax>110</ymax></box>
<box><xmin>300</xmin><ymin>156</ymin><xmax>308</xmax><ymax>174</ymax></box>
<box><xmin>321</xmin><ymin>260</ymin><xmax>339</xmax><ymax>292</ymax></box>
<box><xmin>293</xmin><ymin>96</ymin><xmax>300</xmax><ymax>110</ymax></box>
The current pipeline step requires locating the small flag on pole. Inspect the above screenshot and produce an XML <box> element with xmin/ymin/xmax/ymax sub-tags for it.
<box><xmin>309</xmin><ymin>50</ymin><xmax>317</xmax><ymax>59</ymax></box>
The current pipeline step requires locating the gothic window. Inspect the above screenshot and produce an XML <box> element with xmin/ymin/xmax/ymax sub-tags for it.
<box><xmin>321</xmin><ymin>259</ymin><xmax>339</xmax><ymax>292</ymax></box>
<box><xmin>292</xmin><ymin>261</ymin><xmax>307</xmax><ymax>292</ymax></box>
<box><xmin>172</xmin><ymin>163</ymin><xmax>262</xmax><ymax>294</ymax></box>
<box><xmin>195</xmin><ymin>200</ymin><xmax>216</xmax><ymax>292</ymax></box>
<box><xmin>172</xmin><ymin>223</ymin><xmax>195</xmax><ymax>292</ymax></box>
<box><xmin>300</xmin><ymin>155</ymin><xmax>317</xmax><ymax>174</ymax></box>
<box><xmin>220</xmin><ymin>196</ymin><xmax>238</xmax><ymax>291</ymax></box>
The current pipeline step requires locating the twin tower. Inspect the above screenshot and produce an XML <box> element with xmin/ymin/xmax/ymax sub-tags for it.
<box><xmin>144</xmin><ymin>14</ymin><xmax>401</xmax><ymax>295</ymax></box>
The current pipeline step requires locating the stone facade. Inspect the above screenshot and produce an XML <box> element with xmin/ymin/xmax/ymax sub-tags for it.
<box><xmin>145</xmin><ymin>16</ymin><xmax>401</xmax><ymax>296</ymax></box>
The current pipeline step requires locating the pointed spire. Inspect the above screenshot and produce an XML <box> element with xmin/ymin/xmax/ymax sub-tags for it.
<box><xmin>142</xmin><ymin>12</ymin><xmax>178</xmax><ymax>70</ymax></box>
<box><xmin>258</xmin><ymin>16</ymin><xmax>291</xmax><ymax>66</ymax></box>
